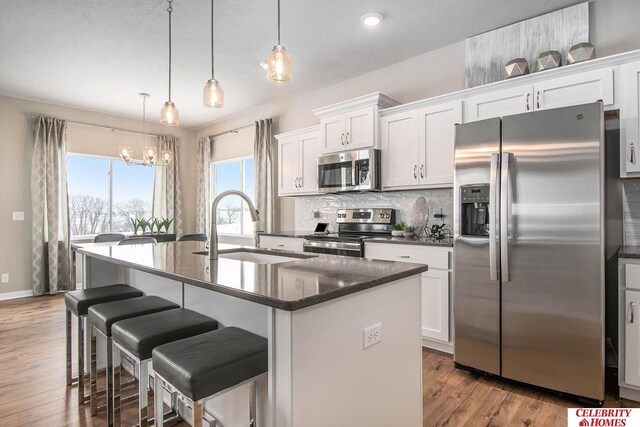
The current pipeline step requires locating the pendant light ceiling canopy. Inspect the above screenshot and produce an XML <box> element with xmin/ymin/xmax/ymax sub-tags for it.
<box><xmin>160</xmin><ymin>0</ymin><xmax>179</xmax><ymax>126</ymax></box>
<box><xmin>267</xmin><ymin>0</ymin><xmax>292</xmax><ymax>82</ymax></box>
<box><xmin>203</xmin><ymin>0</ymin><xmax>224</xmax><ymax>108</ymax></box>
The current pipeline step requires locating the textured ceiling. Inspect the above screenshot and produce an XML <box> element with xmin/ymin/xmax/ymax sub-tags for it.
<box><xmin>0</xmin><ymin>0</ymin><xmax>584</xmax><ymax>128</ymax></box>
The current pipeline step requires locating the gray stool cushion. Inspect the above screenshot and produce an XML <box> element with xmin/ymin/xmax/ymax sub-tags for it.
<box><xmin>152</xmin><ymin>327</ymin><xmax>268</xmax><ymax>401</ymax></box>
<box><xmin>88</xmin><ymin>296</ymin><xmax>179</xmax><ymax>337</ymax></box>
<box><xmin>65</xmin><ymin>285</ymin><xmax>143</xmax><ymax>316</ymax></box>
<box><xmin>112</xmin><ymin>308</ymin><xmax>219</xmax><ymax>360</ymax></box>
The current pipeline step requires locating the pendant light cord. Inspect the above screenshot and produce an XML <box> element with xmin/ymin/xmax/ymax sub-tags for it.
<box><xmin>277</xmin><ymin>0</ymin><xmax>281</xmax><ymax>45</ymax></box>
<box><xmin>211</xmin><ymin>0</ymin><xmax>215</xmax><ymax>80</ymax></box>
<box><xmin>167</xmin><ymin>0</ymin><xmax>173</xmax><ymax>102</ymax></box>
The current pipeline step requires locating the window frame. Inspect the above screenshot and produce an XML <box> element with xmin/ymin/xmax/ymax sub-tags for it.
<box><xmin>210</xmin><ymin>155</ymin><xmax>254</xmax><ymax>237</ymax></box>
<box><xmin>67</xmin><ymin>152</ymin><xmax>154</xmax><ymax>240</ymax></box>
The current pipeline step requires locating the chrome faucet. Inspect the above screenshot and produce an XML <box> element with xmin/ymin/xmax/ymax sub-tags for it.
<box><xmin>209</xmin><ymin>190</ymin><xmax>260</xmax><ymax>260</ymax></box>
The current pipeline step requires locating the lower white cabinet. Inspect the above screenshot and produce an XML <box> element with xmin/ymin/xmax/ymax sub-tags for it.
<box><xmin>365</xmin><ymin>242</ymin><xmax>453</xmax><ymax>353</ymax></box>
<box><xmin>619</xmin><ymin>260</ymin><xmax>640</xmax><ymax>401</ymax></box>
<box><xmin>625</xmin><ymin>289</ymin><xmax>640</xmax><ymax>387</ymax></box>
<box><xmin>258</xmin><ymin>235</ymin><xmax>304</xmax><ymax>252</ymax></box>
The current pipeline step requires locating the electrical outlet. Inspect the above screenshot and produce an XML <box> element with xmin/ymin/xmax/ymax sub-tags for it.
<box><xmin>1</xmin><ymin>274</ymin><xmax>9</xmax><ymax>284</ymax></box>
<box><xmin>363</xmin><ymin>322</ymin><xmax>382</xmax><ymax>349</ymax></box>
<box><xmin>12</xmin><ymin>211</ymin><xmax>24</xmax><ymax>221</ymax></box>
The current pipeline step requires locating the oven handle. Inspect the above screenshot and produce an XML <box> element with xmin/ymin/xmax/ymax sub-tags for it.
<box><xmin>303</xmin><ymin>240</ymin><xmax>363</xmax><ymax>252</ymax></box>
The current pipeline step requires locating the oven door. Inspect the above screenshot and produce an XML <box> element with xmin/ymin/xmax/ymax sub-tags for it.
<box><xmin>303</xmin><ymin>240</ymin><xmax>363</xmax><ymax>257</ymax></box>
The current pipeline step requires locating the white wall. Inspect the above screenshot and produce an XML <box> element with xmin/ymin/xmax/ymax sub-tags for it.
<box><xmin>197</xmin><ymin>0</ymin><xmax>640</xmax><ymax>233</ymax></box>
<box><xmin>0</xmin><ymin>95</ymin><xmax>197</xmax><ymax>295</ymax></box>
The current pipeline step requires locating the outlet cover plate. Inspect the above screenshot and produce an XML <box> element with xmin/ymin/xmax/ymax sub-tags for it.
<box><xmin>12</xmin><ymin>211</ymin><xmax>24</xmax><ymax>221</ymax></box>
<box><xmin>1</xmin><ymin>274</ymin><xmax>9</xmax><ymax>284</ymax></box>
<box><xmin>363</xmin><ymin>322</ymin><xmax>382</xmax><ymax>349</ymax></box>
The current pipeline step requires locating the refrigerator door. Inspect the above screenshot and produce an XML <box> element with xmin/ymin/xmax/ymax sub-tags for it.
<box><xmin>453</xmin><ymin>118</ymin><xmax>501</xmax><ymax>375</ymax></box>
<box><xmin>501</xmin><ymin>102</ymin><xmax>604</xmax><ymax>400</ymax></box>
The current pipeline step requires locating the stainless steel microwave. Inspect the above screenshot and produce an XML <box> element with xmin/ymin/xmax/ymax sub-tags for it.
<box><xmin>317</xmin><ymin>149</ymin><xmax>381</xmax><ymax>193</ymax></box>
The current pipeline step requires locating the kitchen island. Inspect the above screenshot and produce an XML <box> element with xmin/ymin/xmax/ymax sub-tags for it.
<box><xmin>74</xmin><ymin>241</ymin><xmax>427</xmax><ymax>427</ymax></box>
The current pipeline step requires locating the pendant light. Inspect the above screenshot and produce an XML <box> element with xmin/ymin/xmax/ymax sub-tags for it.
<box><xmin>266</xmin><ymin>0</ymin><xmax>292</xmax><ymax>82</ymax></box>
<box><xmin>203</xmin><ymin>0</ymin><xmax>224</xmax><ymax>107</ymax></box>
<box><xmin>160</xmin><ymin>0</ymin><xmax>179</xmax><ymax>126</ymax></box>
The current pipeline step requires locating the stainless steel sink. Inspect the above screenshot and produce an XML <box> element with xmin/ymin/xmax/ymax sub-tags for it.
<box><xmin>192</xmin><ymin>249</ymin><xmax>314</xmax><ymax>265</ymax></box>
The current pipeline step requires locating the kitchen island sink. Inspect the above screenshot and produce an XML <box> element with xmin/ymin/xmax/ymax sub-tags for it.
<box><xmin>192</xmin><ymin>248</ymin><xmax>314</xmax><ymax>264</ymax></box>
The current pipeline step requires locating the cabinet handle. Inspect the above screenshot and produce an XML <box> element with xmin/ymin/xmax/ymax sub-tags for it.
<box><xmin>413</xmin><ymin>165</ymin><xmax>417</xmax><ymax>179</ymax></box>
<box><xmin>341</xmin><ymin>133</ymin><xmax>345</xmax><ymax>146</ymax></box>
<box><xmin>277</xmin><ymin>244</ymin><xmax>285</xmax><ymax>247</ymax></box>
<box><xmin>345</xmin><ymin>132</ymin><xmax>350</xmax><ymax>144</ymax></box>
<box><xmin>420</xmin><ymin>164</ymin><xmax>424</xmax><ymax>178</ymax></box>
<box><xmin>398</xmin><ymin>255</ymin><xmax>411</xmax><ymax>259</ymax></box>
<box><xmin>536</xmin><ymin>91</ymin><xmax>541</xmax><ymax>109</ymax></box>
<box><xmin>295</xmin><ymin>178</ymin><xmax>299</xmax><ymax>188</ymax></box>
<box><xmin>630</xmin><ymin>143</ymin><xmax>636</xmax><ymax>164</ymax></box>
<box><xmin>299</xmin><ymin>177</ymin><xmax>303</xmax><ymax>187</ymax></box>
<box><xmin>631</xmin><ymin>302</ymin><xmax>635</xmax><ymax>324</ymax></box>
<box><xmin>526</xmin><ymin>93</ymin><xmax>530</xmax><ymax>111</ymax></box>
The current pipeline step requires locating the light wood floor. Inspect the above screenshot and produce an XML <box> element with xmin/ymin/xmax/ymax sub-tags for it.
<box><xmin>0</xmin><ymin>295</ymin><xmax>638</xmax><ymax>427</ymax></box>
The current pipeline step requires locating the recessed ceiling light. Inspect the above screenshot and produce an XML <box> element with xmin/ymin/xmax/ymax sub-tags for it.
<box><xmin>260</xmin><ymin>62</ymin><xmax>268</xmax><ymax>70</ymax></box>
<box><xmin>360</xmin><ymin>12</ymin><xmax>383</xmax><ymax>27</ymax></box>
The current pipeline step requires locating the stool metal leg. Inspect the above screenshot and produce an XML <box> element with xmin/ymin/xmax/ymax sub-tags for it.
<box><xmin>192</xmin><ymin>401</ymin><xmax>203</xmax><ymax>427</ymax></box>
<box><xmin>66</xmin><ymin>309</ymin><xmax>72</xmax><ymax>386</ymax></box>
<box><xmin>139</xmin><ymin>360</ymin><xmax>150</xmax><ymax>427</ymax></box>
<box><xmin>78</xmin><ymin>314</ymin><xmax>85</xmax><ymax>406</ymax></box>
<box><xmin>250</xmin><ymin>380</ymin><xmax>257</xmax><ymax>427</ymax></box>
<box><xmin>112</xmin><ymin>342</ymin><xmax>121</xmax><ymax>427</ymax></box>
<box><xmin>107</xmin><ymin>335</ymin><xmax>114</xmax><ymax>427</ymax></box>
<box><xmin>155</xmin><ymin>374</ymin><xmax>165</xmax><ymax>427</ymax></box>
<box><xmin>90</xmin><ymin>326</ymin><xmax>98</xmax><ymax>416</ymax></box>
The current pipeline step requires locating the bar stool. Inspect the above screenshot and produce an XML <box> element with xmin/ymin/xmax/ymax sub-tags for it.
<box><xmin>64</xmin><ymin>285</ymin><xmax>143</xmax><ymax>404</ymax></box>
<box><xmin>111</xmin><ymin>308</ymin><xmax>219</xmax><ymax>427</ymax></box>
<box><xmin>152</xmin><ymin>327</ymin><xmax>268</xmax><ymax>427</ymax></box>
<box><xmin>177</xmin><ymin>233</ymin><xmax>208</xmax><ymax>242</ymax></box>
<box><xmin>88</xmin><ymin>296</ymin><xmax>179</xmax><ymax>426</ymax></box>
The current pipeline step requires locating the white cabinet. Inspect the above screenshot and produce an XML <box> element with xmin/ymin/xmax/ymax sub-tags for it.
<box><xmin>465</xmin><ymin>68</ymin><xmax>614</xmax><ymax>122</ymax></box>
<box><xmin>619</xmin><ymin>260</ymin><xmax>640</xmax><ymax>401</ymax></box>
<box><xmin>276</xmin><ymin>126</ymin><xmax>320</xmax><ymax>196</ymax></box>
<box><xmin>258</xmin><ymin>235</ymin><xmax>304</xmax><ymax>252</ymax></box>
<box><xmin>381</xmin><ymin>101</ymin><xmax>461</xmax><ymax>189</ymax></box>
<box><xmin>364</xmin><ymin>242</ymin><xmax>453</xmax><ymax>353</ymax></box>
<box><xmin>625</xmin><ymin>290</ymin><xmax>640</xmax><ymax>387</ymax></box>
<box><xmin>313</xmin><ymin>92</ymin><xmax>400</xmax><ymax>155</ymax></box>
<box><xmin>622</xmin><ymin>61</ymin><xmax>640</xmax><ymax>173</ymax></box>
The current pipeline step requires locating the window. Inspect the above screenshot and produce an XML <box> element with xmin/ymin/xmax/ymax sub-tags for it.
<box><xmin>67</xmin><ymin>153</ymin><xmax>155</xmax><ymax>237</ymax></box>
<box><xmin>210</xmin><ymin>157</ymin><xmax>254</xmax><ymax>235</ymax></box>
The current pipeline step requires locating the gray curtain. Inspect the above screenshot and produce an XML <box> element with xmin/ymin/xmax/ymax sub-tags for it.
<box><xmin>195</xmin><ymin>136</ymin><xmax>211</xmax><ymax>234</ymax></box>
<box><xmin>152</xmin><ymin>135</ymin><xmax>183</xmax><ymax>235</ymax></box>
<box><xmin>254</xmin><ymin>119</ymin><xmax>274</xmax><ymax>240</ymax></box>
<box><xmin>31</xmin><ymin>116</ymin><xmax>71</xmax><ymax>295</ymax></box>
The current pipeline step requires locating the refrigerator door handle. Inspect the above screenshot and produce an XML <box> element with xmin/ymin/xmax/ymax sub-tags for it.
<box><xmin>489</xmin><ymin>153</ymin><xmax>500</xmax><ymax>281</ymax></box>
<box><xmin>500</xmin><ymin>152</ymin><xmax>511</xmax><ymax>282</ymax></box>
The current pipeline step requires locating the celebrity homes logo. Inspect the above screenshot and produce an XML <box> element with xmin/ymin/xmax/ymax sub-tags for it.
<box><xmin>568</xmin><ymin>409</ymin><xmax>640</xmax><ymax>426</ymax></box>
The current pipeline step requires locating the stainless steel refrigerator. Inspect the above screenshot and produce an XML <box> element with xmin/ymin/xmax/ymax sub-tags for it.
<box><xmin>453</xmin><ymin>102</ymin><xmax>621</xmax><ymax>403</ymax></box>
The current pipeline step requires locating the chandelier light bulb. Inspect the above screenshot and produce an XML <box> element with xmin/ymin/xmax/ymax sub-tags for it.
<box><xmin>119</xmin><ymin>146</ymin><xmax>133</xmax><ymax>164</ymax></box>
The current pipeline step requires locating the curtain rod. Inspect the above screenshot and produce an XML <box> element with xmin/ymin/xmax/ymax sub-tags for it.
<box><xmin>31</xmin><ymin>115</ymin><xmax>159</xmax><ymax>138</ymax></box>
<box><xmin>208</xmin><ymin>122</ymin><xmax>255</xmax><ymax>139</ymax></box>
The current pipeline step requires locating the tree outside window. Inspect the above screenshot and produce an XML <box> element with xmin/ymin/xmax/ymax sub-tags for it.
<box><xmin>210</xmin><ymin>157</ymin><xmax>254</xmax><ymax>235</ymax></box>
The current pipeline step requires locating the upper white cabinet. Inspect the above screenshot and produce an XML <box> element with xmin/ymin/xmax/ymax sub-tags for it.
<box><xmin>622</xmin><ymin>61</ymin><xmax>640</xmax><ymax>173</ymax></box>
<box><xmin>381</xmin><ymin>100</ymin><xmax>462</xmax><ymax>189</ymax></box>
<box><xmin>313</xmin><ymin>92</ymin><xmax>400</xmax><ymax>155</ymax></box>
<box><xmin>276</xmin><ymin>126</ymin><xmax>321</xmax><ymax>196</ymax></box>
<box><xmin>465</xmin><ymin>68</ymin><xmax>614</xmax><ymax>121</ymax></box>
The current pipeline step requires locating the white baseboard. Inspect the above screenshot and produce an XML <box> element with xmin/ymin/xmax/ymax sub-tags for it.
<box><xmin>0</xmin><ymin>290</ymin><xmax>34</xmax><ymax>301</ymax></box>
<box><xmin>422</xmin><ymin>338</ymin><xmax>453</xmax><ymax>354</ymax></box>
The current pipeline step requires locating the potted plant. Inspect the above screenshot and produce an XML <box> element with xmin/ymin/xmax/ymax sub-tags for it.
<box><xmin>403</xmin><ymin>225</ymin><xmax>417</xmax><ymax>238</ymax></box>
<box><xmin>138</xmin><ymin>218</ymin><xmax>149</xmax><ymax>235</ymax></box>
<box><xmin>162</xmin><ymin>217</ymin><xmax>174</xmax><ymax>234</ymax></box>
<box><xmin>130</xmin><ymin>218</ymin><xmax>141</xmax><ymax>235</ymax></box>
<box><xmin>392</xmin><ymin>221</ymin><xmax>406</xmax><ymax>237</ymax></box>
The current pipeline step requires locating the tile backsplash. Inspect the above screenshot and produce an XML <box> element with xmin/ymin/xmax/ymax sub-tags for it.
<box><xmin>624</xmin><ymin>181</ymin><xmax>640</xmax><ymax>245</ymax></box>
<box><xmin>294</xmin><ymin>189</ymin><xmax>453</xmax><ymax>233</ymax></box>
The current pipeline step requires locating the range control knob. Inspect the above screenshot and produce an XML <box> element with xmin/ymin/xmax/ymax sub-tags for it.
<box><xmin>385</xmin><ymin>214</ymin><xmax>391</xmax><ymax>219</ymax></box>
<box><xmin>379</xmin><ymin>213</ymin><xmax>385</xmax><ymax>219</ymax></box>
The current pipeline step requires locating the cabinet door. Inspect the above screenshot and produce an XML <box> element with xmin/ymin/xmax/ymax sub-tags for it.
<box><xmin>259</xmin><ymin>235</ymin><xmax>304</xmax><ymax>252</ymax></box>
<box><xmin>278</xmin><ymin>136</ymin><xmax>300</xmax><ymax>196</ymax></box>
<box><xmin>421</xmin><ymin>269</ymin><xmax>450</xmax><ymax>342</ymax></box>
<box><xmin>465</xmin><ymin>85</ymin><xmax>533</xmax><ymax>122</ymax></box>
<box><xmin>298</xmin><ymin>131</ymin><xmax>321</xmax><ymax>194</ymax></box>
<box><xmin>418</xmin><ymin>101</ymin><xmax>462</xmax><ymax>186</ymax></box>
<box><xmin>622</xmin><ymin>62</ymin><xmax>640</xmax><ymax>173</ymax></box>
<box><xmin>626</xmin><ymin>291</ymin><xmax>640</xmax><ymax>387</ymax></box>
<box><xmin>381</xmin><ymin>111</ymin><xmax>420</xmax><ymax>188</ymax></box>
<box><xmin>345</xmin><ymin>106</ymin><xmax>375</xmax><ymax>150</ymax></box>
<box><xmin>320</xmin><ymin>114</ymin><xmax>346</xmax><ymax>154</ymax></box>
<box><xmin>534</xmin><ymin>68</ymin><xmax>614</xmax><ymax>111</ymax></box>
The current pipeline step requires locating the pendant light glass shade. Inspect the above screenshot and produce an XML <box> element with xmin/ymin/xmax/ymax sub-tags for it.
<box><xmin>160</xmin><ymin>101</ymin><xmax>179</xmax><ymax>126</ymax></box>
<box><xmin>160</xmin><ymin>150</ymin><xmax>173</xmax><ymax>165</ymax></box>
<box><xmin>267</xmin><ymin>45</ymin><xmax>292</xmax><ymax>82</ymax></box>
<box><xmin>119</xmin><ymin>146</ymin><xmax>133</xmax><ymax>164</ymax></box>
<box><xmin>203</xmin><ymin>78</ymin><xmax>224</xmax><ymax>108</ymax></box>
<box><xmin>143</xmin><ymin>145</ymin><xmax>157</xmax><ymax>165</ymax></box>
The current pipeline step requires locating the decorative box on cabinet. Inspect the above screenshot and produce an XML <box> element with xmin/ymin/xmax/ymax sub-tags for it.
<box><xmin>364</xmin><ymin>242</ymin><xmax>453</xmax><ymax>353</ymax></box>
<box><xmin>381</xmin><ymin>100</ymin><xmax>461</xmax><ymax>189</ymax></box>
<box><xmin>275</xmin><ymin>126</ymin><xmax>321</xmax><ymax>196</ymax></box>
<box><xmin>312</xmin><ymin>92</ymin><xmax>400</xmax><ymax>155</ymax></box>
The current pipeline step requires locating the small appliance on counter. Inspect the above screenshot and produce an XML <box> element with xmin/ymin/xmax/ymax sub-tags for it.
<box><xmin>303</xmin><ymin>208</ymin><xmax>395</xmax><ymax>257</ymax></box>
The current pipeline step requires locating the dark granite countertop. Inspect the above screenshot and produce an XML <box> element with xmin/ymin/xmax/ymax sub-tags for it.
<box><xmin>73</xmin><ymin>241</ymin><xmax>428</xmax><ymax>311</ymax></box>
<box><xmin>619</xmin><ymin>245</ymin><xmax>640</xmax><ymax>259</ymax></box>
<box><xmin>258</xmin><ymin>231</ymin><xmax>314</xmax><ymax>238</ymax></box>
<box><xmin>365</xmin><ymin>236</ymin><xmax>454</xmax><ymax>248</ymax></box>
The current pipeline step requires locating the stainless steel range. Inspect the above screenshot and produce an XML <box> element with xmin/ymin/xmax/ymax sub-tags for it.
<box><xmin>303</xmin><ymin>208</ymin><xmax>395</xmax><ymax>257</ymax></box>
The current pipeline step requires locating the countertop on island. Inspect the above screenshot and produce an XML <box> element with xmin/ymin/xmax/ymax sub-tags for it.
<box><xmin>73</xmin><ymin>241</ymin><xmax>428</xmax><ymax>311</ymax></box>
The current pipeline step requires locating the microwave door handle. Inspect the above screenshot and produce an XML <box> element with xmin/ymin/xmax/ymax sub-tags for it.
<box><xmin>500</xmin><ymin>152</ymin><xmax>511</xmax><ymax>282</ymax></box>
<box><xmin>489</xmin><ymin>153</ymin><xmax>500</xmax><ymax>281</ymax></box>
